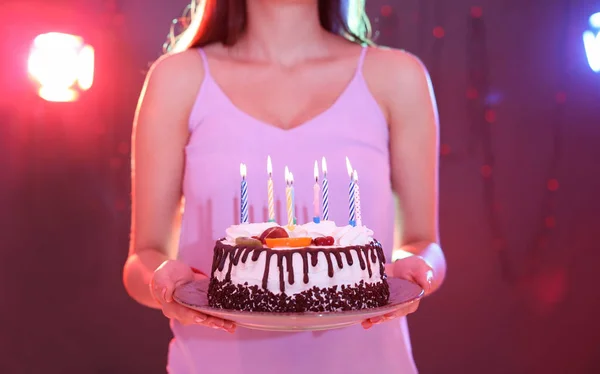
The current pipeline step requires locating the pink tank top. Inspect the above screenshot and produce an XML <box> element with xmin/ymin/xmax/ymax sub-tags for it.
<box><xmin>168</xmin><ymin>47</ymin><xmax>418</xmax><ymax>374</ymax></box>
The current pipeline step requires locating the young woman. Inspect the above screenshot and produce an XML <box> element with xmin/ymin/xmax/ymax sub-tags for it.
<box><xmin>123</xmin><ymin>0</ymin><xmax>446</xmax><ymax>372</ymax></box>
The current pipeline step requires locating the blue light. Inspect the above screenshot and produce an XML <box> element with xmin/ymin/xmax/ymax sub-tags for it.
<box><xmin>590</xmin><ymin>12</ymin><xmax>600</xmax><ymax>29</ymax></box>
<box><xmin>584</xmin><ymin>12</ymin><xmax>600</xmax><ymax>72</ymax></box>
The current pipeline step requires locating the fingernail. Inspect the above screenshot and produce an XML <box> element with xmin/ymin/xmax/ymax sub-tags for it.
<box><xmin>223</xmin><ymin>322</ymin><xmax>233</xmax><ymax>330</ymax></box>
<box><xmin>371</xmin><ymin>317</ymin><xmax>382</xmax><ymax>324</ymax></box>
<box><xmin>426</xmin><ymin>270</ymin><xmax>433</xmax><ymax>281</ymax></box>
<box><xmin>194</xmin><ymin>316</ymin><xmax>206</xmax><ymax>324</ymax></box>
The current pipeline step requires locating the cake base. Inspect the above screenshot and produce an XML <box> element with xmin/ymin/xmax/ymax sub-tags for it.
<box><xmin>207</xmin><ymin>278</ymin><xmax>390</xmax><ymax>313</ymax></box>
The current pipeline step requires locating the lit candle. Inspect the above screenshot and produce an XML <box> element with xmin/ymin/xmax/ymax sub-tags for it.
<box><xmin>240</xmin><ymin>163</ymin><xmax>249</xmax><ymax>224</ymax></box>
<box><xmin>267</xmin><ymin>156</ymin><xmax>275</xmax><ymax>222</ymax></box>
<box><xmin>285</xmin><ymin>166</ymin><xmax>294</xmax><ymax>228</ymax></box>
<box><xmin>321</xmin><ymin>157</ymin><xmax>329</xmax><ymax>221</ymax></box>
<box><xmin>313</xmin><ymin>160</ymin><xmax>320</xmax><ymax>223</ymax></box>
<box><xmin>290</xmin><ymin>172</ymin><xmax>296</xmax><ymax>225</ymax></box>
<box><xmin>346</xmin><ymin>157</ymin><xmax>357</xmax><ymax>226</ymax></box>
<box><xmin>353</xmin><ymin>170</ymin><xmax>362</xmax><ymax>226</ymax></box>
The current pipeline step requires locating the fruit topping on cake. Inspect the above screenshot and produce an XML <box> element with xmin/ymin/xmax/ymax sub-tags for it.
<box><xmin>234</xmin><ymin>237</ymin><xmax>264</xmax><ymax>248</ymax></box>
<box><xmin>312</xmin><ymin>236</ymin><xmax>335</xmax><ymax>246</ymax></box>
<box><xmin>258</xmin><ymin>226</ymin><xmax>289</xmax><ymax>243</ymax></box>
<box><xmin>265</xmin><ymin>237</ymin><xmax>313</xmax><ymax>248</ymax></box>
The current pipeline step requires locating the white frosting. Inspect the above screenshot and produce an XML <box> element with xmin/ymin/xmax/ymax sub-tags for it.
<box><xmin>333</xmin><ymin>225</ymin><xmax>374</xmax><ymax>246</ymax></box>
<box><xmin>212</xmin><ymin>247</ymin><xmax>384</xmax><ymax>296</ymax></box>
<box><xmin>224</xmin><ymin>220</ymin><xmax>374</xmax><ymax>246</ymax></box>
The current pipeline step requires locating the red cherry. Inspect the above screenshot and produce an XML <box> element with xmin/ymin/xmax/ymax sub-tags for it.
<box><xmin>251</xmin><ymin>235</ymin><xmax>264</xmax><ymax>244</ymax></box>
<box><xmin>313</xmin><ymin>237</ymin><xmax>326</xmax><ymax>246</ymax></box>
<box><xmin>323</xmin><ymin>236</ymin><xmax>335</xmax><ymax>246</ymax></box>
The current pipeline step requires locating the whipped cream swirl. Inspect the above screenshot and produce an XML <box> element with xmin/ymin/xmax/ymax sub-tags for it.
<box><xmin>333</xmin><ymin>225</ymin><xmax>374</xmax><ymax>246</ymax></box>
<box><xmin>287</xmin><ymin>220</ymin><xmax>337</xmax><ymax>239</ymax></box>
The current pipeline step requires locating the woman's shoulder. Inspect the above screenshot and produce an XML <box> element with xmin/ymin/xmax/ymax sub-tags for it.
<box><xmin>140</xmin><ymin>48</ymin><xmax>207</xmax><ymax>112</ymax></box>
<box><xmin>364</xmin><ymin>45</ymin><xmax>429</xmax><ymax>87</ymax></box>
<box><xmin>362</xmin><ymin>45</ymin><xmax>432</xmax><ymax>108</ymax></box>
<box><xmin>145</xmin><ymin>48</ymin><xmax>206</xmax><ymax>90</ymax></box>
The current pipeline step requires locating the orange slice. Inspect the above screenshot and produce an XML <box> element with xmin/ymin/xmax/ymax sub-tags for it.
<box><xmin>265</xmin><ymin>237</ymin><xmax>312</xmax><ymax>248</ymax></box>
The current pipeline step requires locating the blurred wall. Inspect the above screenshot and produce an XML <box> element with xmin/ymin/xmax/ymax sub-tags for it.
<box><xmin>1</xmin><ymin>0</ymin><xmax>600</xmax><ymax>373</ymax></box>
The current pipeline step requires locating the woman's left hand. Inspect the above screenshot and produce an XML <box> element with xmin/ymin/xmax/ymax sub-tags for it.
<box><xmin>362</xmin><ymin>255</ymin><xmax>434</xmax><ymax>329</ymax></box>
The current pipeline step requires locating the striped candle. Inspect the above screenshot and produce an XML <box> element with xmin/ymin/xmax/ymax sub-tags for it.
<box><xmin>267</xmin><ymin>156</ymin><xmax>275</xmax><ymax>222</ymax></box>
<box><xmin>285</xmin><ymin>166</ymin><xmax>294</xmax><ymax>227</ymax></box>
<box><xmin>353</xmin><ymin>170</ymin><xmax>362</xmax><ymax>226</ymax></box>
<box><xmin>346</xmin><ymin>157</ymin><xmax>357</xmax><ymax>226</ymax></box>
<box><xmin>313</xmin><ymin>160</ymin><xmax>320</xmax><ymax>223</ymax></box>
<box><xmin>321</xmin><ymin>157</ymin><xmax>329</xmax><ymax>221</ymax></box>
<box><xmin>240</xmin><ymin>163</ymin><xmax>249</xmax><ymax>224</ymax></box>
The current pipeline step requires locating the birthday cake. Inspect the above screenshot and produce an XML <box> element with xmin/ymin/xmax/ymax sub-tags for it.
<box><xmin>207</xmin><ymin>221</ymin><xmax>390</xmax><ymax>313</ymax></box>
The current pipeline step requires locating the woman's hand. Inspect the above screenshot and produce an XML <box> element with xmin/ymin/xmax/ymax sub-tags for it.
<box><xmin>362</xmin><ymin>256</ymin><xmax>434</xmax><ymax>329</ymax></box>
<box><xmin>150</xmin><ymin>260</ymin><xmax>236</xmax><ymax>333</ymax></box>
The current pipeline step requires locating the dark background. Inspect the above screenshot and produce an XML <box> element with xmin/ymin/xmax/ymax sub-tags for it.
<box><xmin>1</xmin><ymin>0</ymin><xmax>600</xmax><ymax>373</ymax></box>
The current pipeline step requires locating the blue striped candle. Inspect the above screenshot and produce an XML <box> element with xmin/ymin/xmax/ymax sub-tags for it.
<box><xmin>353</xmin><ymin>170</ymin><xmax>362</xmax><ymax>226</ymax></box>
<box><xmin>346</xmin><ymin>157</ymin><xmax>356</xmax><ymax>226</ymax></box>
<box><xmin>321</xmin><ymin>157</ymin><xmax>329</xmax><ymax>221</ymax></box>
<box><xmin>312</xmin><ymin>160</ymin><xmax>320</xmax><ymax>223</ymax></box>
<box><xmin>240</xmin><ymin>163</ymin><xmax>249</xmax><ymax>224</ymax></box>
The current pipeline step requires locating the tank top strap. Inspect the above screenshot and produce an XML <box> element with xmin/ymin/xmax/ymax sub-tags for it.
<box><xmin>197</xmin><ymin>48</ymin><xmax>211</xmax><ymax>76</ymax></box>
<box><xmin>356</xmin><ymin>46</ymin><xmax>368</xmax><ymax>75</ymax></box>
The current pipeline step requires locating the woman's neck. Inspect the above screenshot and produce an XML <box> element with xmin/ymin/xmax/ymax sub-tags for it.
<box><xmin>235</xmin><ymin>0</ymin><xmax>331</xmax><ymax>65</ymax></box>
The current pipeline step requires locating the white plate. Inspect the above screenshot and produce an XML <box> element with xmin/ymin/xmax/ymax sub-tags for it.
<box><xmin>173</xmin><ymin>278</ymin><xmax>424</xmax><ymax>332</ymax></box>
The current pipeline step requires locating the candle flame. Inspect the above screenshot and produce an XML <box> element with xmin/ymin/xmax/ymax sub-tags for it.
<box><xmin>240</xmin><ymin>163</ymin><xmax>247</xmax><ymax>178</ymax></box>
<box><xmin>353</xmin><ymin>170</ymin><xmax>358</xmax><ymax>181</ymax></box>
<box><xmin>345</xmin><ymin>157</ymin><xmax>353</xmax><ymax>178</ymax></box>
<box><xmin>314</xmin><ymin>160</ymin><xmax>319</xmax><ymax>182</ymax></box>
<box><xmin>267</xmin><ymin>155</ymin><xmax>272</xmax><ymax>176</ymax></box>
<box><xmin>284</xmin><ymin>166</ymin><xmax>290</xmax><ymax>183</ymax></box>
<box><xmin>290</xmin><ymin>172</ymin><xmax>294</xmax><ymax>184</ymax></box>
<box><xmin>321</xmin><ymin>157</ymin><xmax>328</xmax><ymax>176</ymax></box>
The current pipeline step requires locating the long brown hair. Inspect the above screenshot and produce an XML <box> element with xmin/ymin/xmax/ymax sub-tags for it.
<box><xmin>165</xmin><ymin>0</ymin><xmax>372</xmax><ymax>53</ymax></box>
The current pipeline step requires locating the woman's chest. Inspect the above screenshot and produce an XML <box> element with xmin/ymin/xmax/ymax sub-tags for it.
<box><xmin>188</xmin><ymin>119</ymin><xmax>388</xmax><ymax>209</ymax></box>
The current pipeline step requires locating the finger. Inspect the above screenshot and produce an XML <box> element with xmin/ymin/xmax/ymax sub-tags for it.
<box><xmin>171</xmin><ymin>304</ymin><xmax>208</xmax><ymax>326</ymax></box>
<box><xmin>193</xmin><ymin>271</ymin><xmax>209</xmax><ymax>281</ymax></box>
<box><xmin>407</xmin><ymin>300</ymin><xmax>420</xmax><ymax>314</ymax></box>
<box><xmin>413</xmin><ymin>268</ymin><xmax>434</xmax><ymax>292</ymax></box>
<box><xmin>149</xmin><ymin>278</ymin><xmax>168</xmax><ymax>304</ymax></box>
<box><xmin>383</xmin><ymin>300</ymin><xmax>421</xmax><ymax>320</ymax></box>
<box><xmin>164</xmin><ymin>280</ymin><xmax>177</xmax><ymax>303</ymax></box>
<box><xmin>203</xmin><ymin>316</ymin><xmax>236</xmax><ymax>333</ymax></box>
<box><xmin>361</xmin><ymin>315</ymin><xmax>384</xmax><ymax>330</ymax></box>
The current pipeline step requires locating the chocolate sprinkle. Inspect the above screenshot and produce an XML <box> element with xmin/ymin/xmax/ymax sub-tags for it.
<box><xmin>207</xmin><ymin>278</ymin><xmax>390</xmax><ymax>313</ymax></box>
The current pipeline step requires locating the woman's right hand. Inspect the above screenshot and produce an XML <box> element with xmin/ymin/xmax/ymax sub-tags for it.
<box><xmin>150</xmin><ymin>259</ymin><xmax>236</xmax><ymax>333</ymax></box>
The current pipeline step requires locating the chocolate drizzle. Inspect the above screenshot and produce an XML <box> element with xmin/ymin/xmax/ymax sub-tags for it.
<box><xmin>211</xmin><ymin>239</ymin><xmax>387</xmax><ymax>293</ymax></box>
